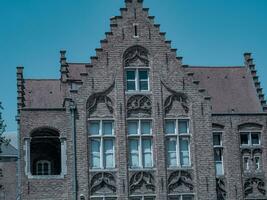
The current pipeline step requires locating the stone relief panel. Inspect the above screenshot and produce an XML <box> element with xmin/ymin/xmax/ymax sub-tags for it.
<box><xmin>90</xmin><ymin>172</ymin><xmax>117</xmax><ymax>195</ymax></box>
<box><xmin>127</xmin><ymin>95</ymin><xmax>152</xmax><ymax>118</ymax></box>
<box><xmin>216</xmin><ymin>178</ymin><xmax>226</xmax><ymax>200</ymax></box>
<box><xmin>87</xmin><ymin>81</ymin><xmax>115</xmax><ymax>118</ymax></box>
<box><xmin>161</xmin><ymin>80</ymin><xmax>189</xmax><ymax>117</ymax></box>
<box><xmin>129</xmin><ymin>171</ymin><xmax>155</xmax><ymax>194</ymax></box>
<box><xmin>167</xmin><ymin>170</ymin><xmax>194</xmax><ymax>194</ymax></box>
<box><xmin>244</xmin><ymin>177</ymin><xmax>266</xmax><ymax>198</ymax></box>
<box><xmin>124</xmin><ymin>45</ymin><xmax>149</xmax><ymax>67</ymax></box>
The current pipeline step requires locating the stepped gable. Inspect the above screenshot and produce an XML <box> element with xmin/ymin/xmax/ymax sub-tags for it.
<box><xmin>24</xmin><ymin>79</ymin><xmax>64</xmax><ymax>109</ymax></box>
<box><xmin>186</xmin><ymin>66</ymin><xmax>262</xmax><ymax>113</ymax></box>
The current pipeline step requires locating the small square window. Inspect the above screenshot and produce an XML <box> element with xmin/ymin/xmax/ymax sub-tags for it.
<box><xmin>165</xmin><ymin>120</ymin><xmax>175</xmax><ymax>134</ymax></box>
<box><xmin>213</xmin><ymin>133</ymin><xmax>222</xmax><ymax>146</ymax></box>
<box><xmin>251</xmin><ymin>133</ymin><xmax>260</xmax><ymax>145</ymax></box>
<box><xmin>89</xmin><ymin>121</ymin><xmax>100</xmax><ymax>135</ymax></box>
<box><xmin>128</xmin><ymin>121</ymin><xmax>138</xmax><ymax>135</ymax></box>
<box><xmin>141</xmin><ymin>120</ymin><xmax>151</xmax><ymax>135</ymax></box>
<box><xmin>240</xmin><ymin>133</ymin><xmax>249</xmax><ymax>145</ymax></box>
<box><xmin>102</xmin><ymin>121</ymin><xmax>113</xmax><ymax>135</ymax></box>
<box><xmin>178</xmin><ymin>120</ymin><xmax>189</xmax><ymax>134</ymax></box>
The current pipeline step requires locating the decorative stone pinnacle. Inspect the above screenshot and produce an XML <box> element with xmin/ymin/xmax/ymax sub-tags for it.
<box><xmin>60</xmin><ymin>50</ymin><xmax>67</xmax><ymax>66</ymax></box>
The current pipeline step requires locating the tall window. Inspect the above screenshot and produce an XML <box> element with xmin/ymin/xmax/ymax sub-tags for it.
<box><xmin>126</xmin><ymin>69</ymin><xmax>149</xmax><ymax>92</ymax></box>
<box><xmin>243</xmin><ymin>156</ymin><xmax>250</xmax><ymax>172</ymax></box>
<box><xmin>89</xmin><ymin>120</ymin><xmax>115</xmax><ymax>169</ymax></box>
<box><xmin>213</xmin><ymin>132</ymin><xmax>224</xmax><ymax>176</ymax></box>
<box><xmin>128</xmin><ymin>120</ymin><xmax>153</xmax><ymax>168</ymax></box>
<box><xmin>165</xmin><ymin>119</ymin><xmax>190</xmax><ymax>168</ymax></box>
<box><xmin>168</xmin><ymin>195</ymin><xmax>194</xmax><ymax>200</ymax></box>
<box><xmin>240</xmin><ymin>132</ymin><xmax>261</xmax><ymax>146</ymax></box>
<box><xmin>30</xmin><ymin>128</ymin><xmax>61</xmax><ymax>176</ymax></box>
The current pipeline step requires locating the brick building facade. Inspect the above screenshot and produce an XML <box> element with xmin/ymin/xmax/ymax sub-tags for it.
<box><xmin>16</xmin><ymin>0</ymin><xmax>267</xmax><ymax>199</ymax></box>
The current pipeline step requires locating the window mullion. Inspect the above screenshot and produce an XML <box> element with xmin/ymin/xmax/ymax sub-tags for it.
<box><xmin>100</xmin><ymin>120</ymin><xmax>103</xmax><ymax>169</ymax></box>
<box><xmin>136</xmin><ymin>69</ymin><xmax>139</xmax><ymax>91</ymax></box>
<box><xmin>139</xmin><ymin>121</ymin><xmax>143</xmax><ymax>168</ymax></box>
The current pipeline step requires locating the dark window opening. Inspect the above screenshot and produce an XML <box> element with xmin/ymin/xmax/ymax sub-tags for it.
<box><xmin>30</xmin><ymin>129</ymin><xmax>61</xmax><ymax>175</ymax></box>
<box><xmin>134</xmin><ymin>24</ymin><xmax>138</xmax><ymax>37</ymax></box>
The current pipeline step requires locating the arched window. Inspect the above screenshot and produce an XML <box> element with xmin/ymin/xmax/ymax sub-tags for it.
<box><xmin>24</xmin><ymin>127</ymin><xmax>67</xmax><ymax>177</ymax></box>
<box><xmin>30</xmin><ymin>128</ymin><xmax>61</xmax><ymax>175</ymax></box>
<box><xmin>123</xmin><ymin>46</ymin><xmax>150</xmax><ymax>92</ymax></box>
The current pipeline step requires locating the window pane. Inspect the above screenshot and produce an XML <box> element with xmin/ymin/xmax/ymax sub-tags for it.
<box><xmin>37</xmin><ymin>163</ymin><xmax>42</xmax><ymax>175</ymax></box>
<box><xmin>128</xmin><ymin>121</ymin><xmax>138</xmax><ymax>135</ymax></box>
<box><xmin>180</xmin><ymin>139</ymin><xmax>189</xmax><ymax>166</ymax></box>
<box><xmin>240</xmin><ymin>133</ymin><xmax>249</xmax><ymax>145</ymax></box>
<box><xmin>167</xmin><ymin>138</ymin><xmax>177</xmax><ymax>167</ymax></box>
<box><xmin>144</xmin><ymin>197</ymin><xmax>155</xmax><ymax>200</ymax></box>
<box><xmin>129</xmin><ymin>140</ymin><xmax>139</xmax><ymax>167</ymax></box>
<box><xmin>213</xmin><ymin>133</ymin><xmax>221</xmax><ymax>146</ymax></box>
<box><xmin>141</xmin><ymin>120</ymin><xmax>151</xmax><ymax>135</ymax></box>
<box><xmin>178</xmin><ymin>120</ymin><xmax>188</xmax><ymax>134</ymax></box>
<box><xmin>183</xmin><ymin>195</ymin><xmax>194</xmax><ymax>200</ymax></box>
<box><xmin>243</xmin><ymin>157</ymin><xmax>250</xmax><ymax>171</ymax></box>
<box><xmin>91</xmin><ymin>139</ymin><xmax>100</xmax><ymax>168</ymax></box>
<box><xmin>104</xmin><ymin>139</ymin><xmax>114</xmax><ymax>168</ymax></box>
<box><xmin>103</xmin><ymin>121</ymin><xmax>113</xmax><ymax>135</ymax></box>
<box><xmin>127</xmin><ymin>80</ymin><xmax>136</xmax><ymax>91</ymax></box>
<box><xmin>127</xmin><ymin>70</ymin><xmax>136</xmax><ymax>80</ymax></box>
<box><xmin>251</xmin><ymin>133</ymin><xmax>260</xmax><ymax>145</ymax></box>
<box><xmin>142</xmin><ymin>139</ymin><xmax>152</xmax><ymax>167</ymax></box>
<box><xmin>89</xmin><ymin>121</ymin><xmax>100</xmax><ymax>135</ymax></box>
<box><xmin>214</xmin><ymin>149</ymin><xmax>222</xmax><ymax>161</ymax></box>
<box><xmin>215</xmin><ymin>162</ymin><xmax>223</xmax><ymax>176</ymax></box>
<box><xmin>139</xmin><ymin>70</ymin><xmax>148</xmax><ymax>79</ymax></box>
<box><xmin>255</xmin><ymin>157</ymin><xmax>260</xmax><ymax>170</ymax></box>
<box><xmin>139</xmin><ymin>80</ymin><xmax>148</xmax><ymax>91</ymax></box>
<box><xmin>43</xmin><ymin>163</ymin><xmax>49</xmax><ymax>175</ymax></box>
<box><xmin>165</xmin><ymin>120</ymin><xmax>175</xmax><ymax>134</ymax></box>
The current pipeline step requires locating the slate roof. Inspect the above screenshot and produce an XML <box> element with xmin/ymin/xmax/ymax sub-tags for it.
<box><xmin>67</xmin><ymin>63</ymin><xmax>87</xmax><ymax>80</ymax></box>
<box><xmin>186</xmin><ymin>66</ymin><xmax>262</xmax><ymax>113</ymax></box>
<box><xmin>22</xmin><ymin>63</ymin><xmax>263</xmax><ymax>113</ymax></box>
<box><xmin>0</xmin><ymin>143</ymin><xmax>17</xmax><ymax>158</ymax></box>
<box><xmin>24</xmin><ymin>79</ymin><xmax>64</xmax><ymax>109</ymax></box>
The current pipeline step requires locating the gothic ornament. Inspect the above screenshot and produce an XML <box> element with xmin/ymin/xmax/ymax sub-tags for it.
<box><xmin>129</xmin><ymin>171</ymin><xmax>155</xmax><ymax>194</ymax></box>
<box><xmin>124</xmin><ymin>46</ymin><xmax>149</xmax><ymax>67</ymax></box>
<box><xmin>244</xmin><ymin>178</ymin><xmax>266</xmax><ymax>196</ymax></box>
<box><xmin>168</xmin><ymin>170</ymin><xmax>193</xmax><ymax>193</ymax></box>
<box><xmin>216</xmin><ymin>178</ymin><xmax>226</xmax><ymax>200</ymax></box>
<box><xmin>127</xmin><ymin>95</ymin><xmax>152</xmax><ymax>116</ymax></box>
<box><xmin>161</xmin><ymin>80</ymin><xmax>189</xmax><ymax>114</ymax></box>
<box><xmin>87</xmin><ymin>81</ymin><xmax>115</xmax><ymax>116</ymax></box>
<box><xmin>90</xmin><ymin>172</ymin><xmax>116</xmax><ymax>195</ymax></box>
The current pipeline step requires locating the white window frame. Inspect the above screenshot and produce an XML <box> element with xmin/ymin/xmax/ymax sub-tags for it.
<box><xmin>88</xmin><ymin>119</ymin><xmax>115</xmax><ymax>169</ymax></box>
<box><xmin>36</xmin><ymin>160</ymin><xmax>51</xmax><ymax>175</ymax></box>
<box><xmin>165</xmin><ymin>118</ymin><xmax>191</xmax><ymax>168</ymax></box>
<box><xmin>213</xmin><ymin>131</ymin><xmax>224</xmax><ymax>176</ymax></box>
<box><xmin>127</xmin><ymin>119</ymin><xmax>153</xmax><ymax>169</ymax></box>
<box><xmin>125</xmin><ymin>68</ymin><xmax>150</xmax><ymax>92</ymax></box>
<box><xmin>129</xmin><ymin>196</ymin><xmax>156</xmax><ymax>200</ymax></box>
<box><xmin>90</xmin><ymin>196</ymin><xmax>117</xmax><ymax>200</ymax></box>
<box><xmin>240</xmin><ymin>131</ymin><xmax>261</xmax><ymax>147</ymax></box>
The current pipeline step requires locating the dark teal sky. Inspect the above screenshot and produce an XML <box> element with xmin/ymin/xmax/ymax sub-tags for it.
<box><xmin>0</xmin><ymin>0</ymin><xmax>267</xmax><ymax>132</ymax></box>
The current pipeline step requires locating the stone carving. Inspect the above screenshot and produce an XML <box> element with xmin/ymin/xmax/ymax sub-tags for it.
<box><xmin>216</xmin><ymin>178</ymin><xmax>226</xmax><ymax>200</ymax></box>
<box><xmin>168</xmin><ymin>170</ymin><xmax>193</xmax><ymax>193</ymax></box>
<box><xmin>124</xmin><ymin>46</ymin><xmax>149</xmax><ymax>67</ymax></box>
<box><xmin>90</xmin><ymin>172</ymin><xmax>116</xmax><ymax>195</ymax></box>
<box><xmin>244</xmin><ymin>178</ymin><xmax>266</xmax><ymax>197</ymax></box>
<box><xmin>127</xmin><ymin>95</ymin><xmax>152</xmax><ymax>116</ymax></box>
<box><xmin>129</xmin><ymin>171</ymin><xmax>155</xmax><ymax>194</ymax></box>
<box><xmin>161</xmin><ymin>80</ymin><xmax>189</xmax><ymax>114</ymax></box>
<box><xmin>87</xmin><ymin>81</ymin><xmax>115</xmax><ymax>116</ymax></box>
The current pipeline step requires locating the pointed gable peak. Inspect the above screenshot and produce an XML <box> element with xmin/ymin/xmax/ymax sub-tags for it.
<box><xmin>125</xmin><ymin>0</ymin><xmax>144</xmax><ymax>9</ymax></box>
